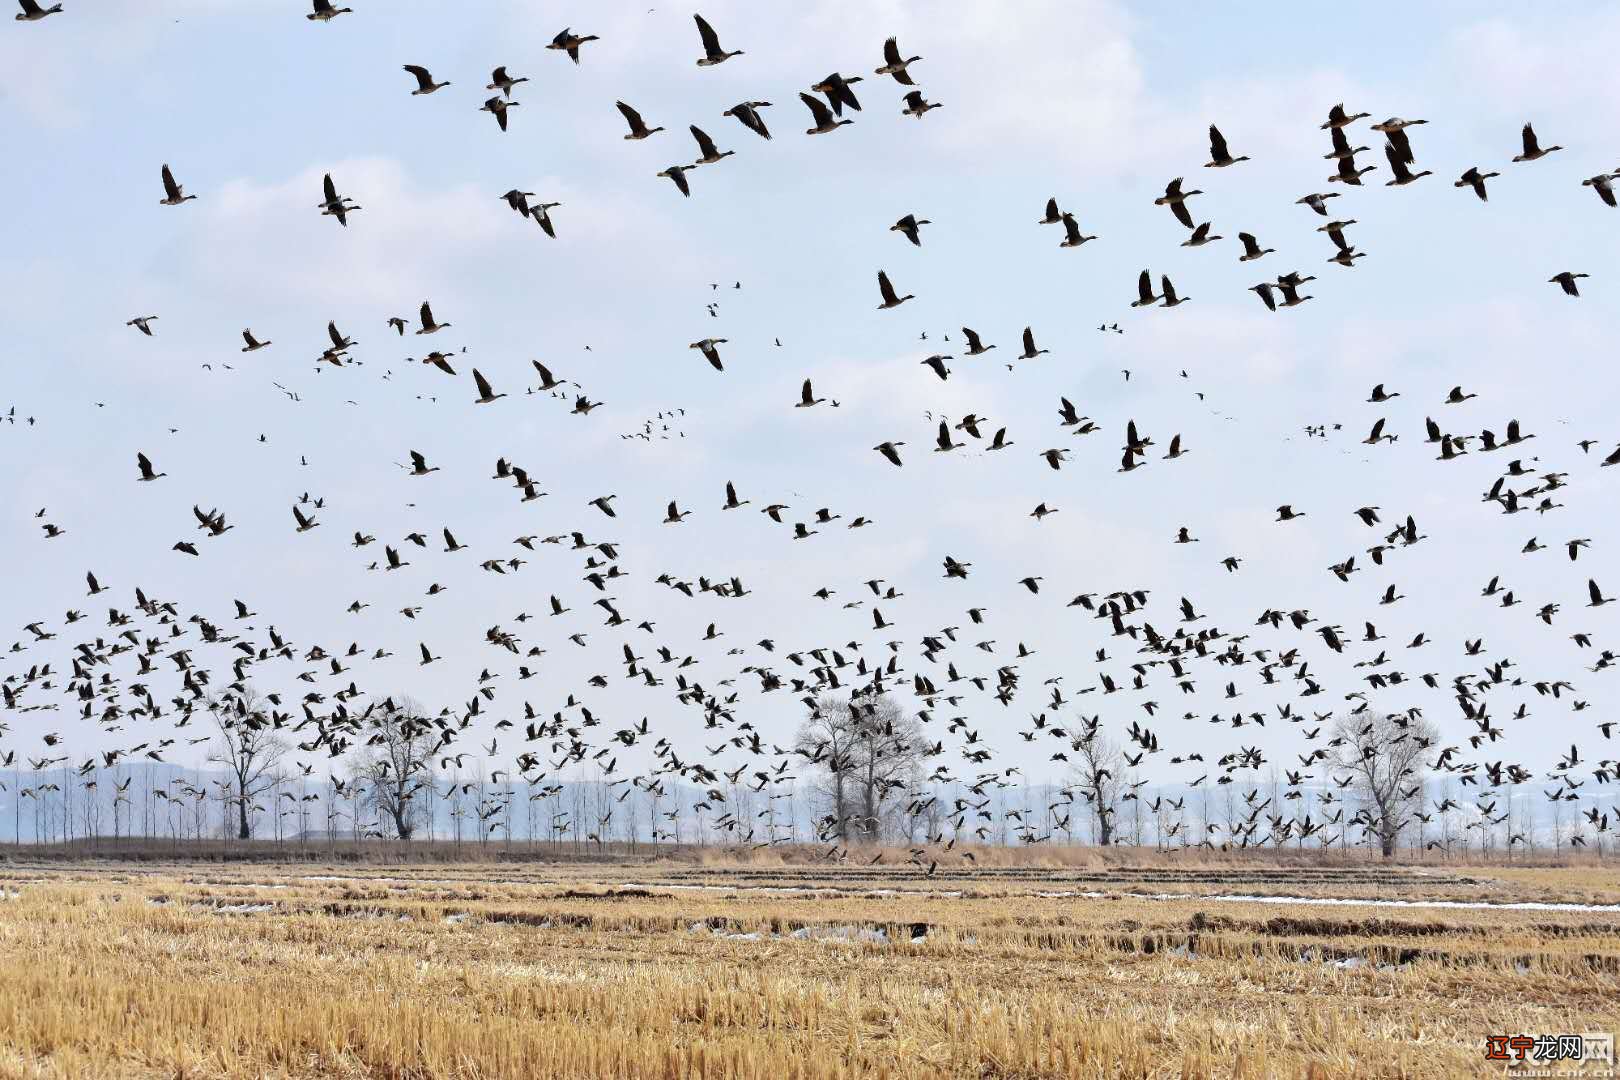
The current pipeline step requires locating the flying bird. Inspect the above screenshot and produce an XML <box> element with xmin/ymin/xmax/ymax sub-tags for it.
<box><xmin>547</xmin><ymin>27</ymin><xmax>599</xmax><ymax>64</ymax></box>
<box><xmin>877</xmin><ymin>271</ymin><xmax>913</xmax><ymax>310</ymax></box>
<box><xmin>615</xmin><ymin>101</ymin><xmax>664</xmax><ymax>140</ymax></box>
<box><xmin>15</xmin><ymin>0</ymin><xmax>63</xmax><ymax>20</ymax></box>
<box><xmin>159</xmin><ymin>164</ymin><xmax>196</xmax><ymax>206</ymax></box>
<box><xmin>693</xmin><ymin>14</ymin><xmax>743</xmax><ymax>66</ymax></box>
<box><xmin>306</xmin><ymin>0</ymin><xmax>350</xmax><ymax>22</ymax></box>
<box><xmin>876</xmin><ymin>37</ymin><xmax>921</xmax><ymax>85</ymax></box>
<box><xmin>402</xmin><ymin>65</ymin><xmax>449</xmax><ymax>94</ymax></box>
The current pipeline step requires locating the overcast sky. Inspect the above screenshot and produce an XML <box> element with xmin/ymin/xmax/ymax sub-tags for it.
<box><xmin>2</xmin><ymin>1</ymin><xmax>1617</xmax><ymax>790</ymax></box>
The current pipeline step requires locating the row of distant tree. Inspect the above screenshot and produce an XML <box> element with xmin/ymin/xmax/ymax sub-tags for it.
<box><xmin>4</xmin><ymin>689</ymin><xmax>1609</xmax><ymax>858</ymax></box>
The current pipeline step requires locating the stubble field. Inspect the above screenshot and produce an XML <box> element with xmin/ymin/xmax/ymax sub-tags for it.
<box><xmin>0</xmin><ymin>852</ymin><xmax>1616</xmax><ymax>1078</ymax></box>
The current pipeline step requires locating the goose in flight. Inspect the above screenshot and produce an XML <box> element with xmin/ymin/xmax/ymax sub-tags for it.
<box><xmin>1237</xmin><ymin>232</ymin><xmax>1272</xmax><ymax>261</ymax></box>
<box><xmin>615</xmin><ymin>101</ymin><xmax>663</xmax><ymax>140</ymax></box>
<box><xmin>240</xmin><ymin>329</ymin><xmax>271</xmax><ymax>352</ymax></box>
<box><xmin>1454</xmin><ymin>167</ymin><xmax>1499</xmax><ymax>202</ymax></box>
<box><xmin>1320</xmin><ymin>103</ymin><xmax>1369</xmax><ymax>129</ymax></box>
<box><xmin>877</xmin><ymin>270</ymin><xmax>913</xmax><ymax>309</ymax></box>
<box><xmin>407</xmin><ymin>450</ymin><xmax>439</xmax><ymax>476</ymax></box>
<box><xmin>1018</xmin><ymin>328</ymin><xmax>1048</xmax><ymax>359</ymax></box>
<box><xmin>547</xmin><ymin>27</ymin><xmax>599</xmax><ymax>64</ymax></box>
<box><xmin>1059</xmin><ymin>213</ymin><xmax>1097</xmax><ymax>247</ymax></box>
<box><xmin>327</xmin><ymin>321</ymin><xmax>354</xmax><ymax>352</ymax></box>
<box><xmin>689</xmin><ymin>125</ymin><xmax>733</xmax><ymax>164</ymax></box>
<box><xmin>1154</xmin><ymin>178</ymin><xmax>1202</xmax><ymax>228</ymax></box>
<box><xmin>799</xmin><ymin>92</ymin><xmax>852</xmax><ymax>135</ymax></box>
<box><xmin>126</xmin><ymin>315</ymin><xmax>158</xmax><ymax>336</ymax></box>
<box><xmin>663</xmin><ymin>501</ymin><xmax>691</xmax><ymax>524</ymax></box>
<box><xmin>693</xmin><ymin>14</ymin><xmax>742</xmax><ymax>66</ymax></box>
<box><xmin>1330</xmin><ymin>154</ymin><xmax>1376</xmax><ymax>185</ymax></box>
<box><xmin>1277</xmin><ymin>273</ymin><xmax>1314</xmax><ymax>307</ymax></box>
<box><xmin>532</xmin><ymin>360</ymin><xmax>563</xmax><ymax>391</ymax></box>
<box><xmin>306</xmin><ymin>0</ymin><xmax>350</xmax><ymax>21</ymax></box>
<box><xmin>159</xmin><ymin>164</ymin><xmax>196</xmax><ymax>205</ymax></box>
<box><xmin>402</xmin><ymin>65</ymin><xmax>449</xmax><ymax>94</ymax></box>
<box><xmin>1582</xmin><ymin>172</ymin><xmax>1618</xmax><ymax>208</ymax></box>
<box><xmin>1296</xmin><ymin>191</ymin><xmax>1340</xmax><ymax>216</ymax></box>
<box><xmin>415</xmin><ymin>301</ymin><xmax>449</xmax><ymax>334</ymax></box>
<box><xmin>136</xmin><ymin>452</ymin><xmax>165</xmax><ymax>482</ymax></box>
<box><xmin>1130</xmin><ymin>270</ymin><xmax>1160</xmax><ymax>308</ymax></box>
<box><xmin>15</xmin><ymin>0</ymin><xmax>62</xmax><ymax>20</ymax></box>
<box><xmin>811</xmin><ymin>72</ymin><xmax>863</xmax><ymax>115</ymax></box>
<box><xmin>690</xmin><ymin>338</ymin><xmax>727</xmax><ymax>371</ymax></box>
<box><xmin>292</xmin><ymin>505</ymin><xmax>319</xmax><ymax>532</ymax></box>
<box><xmin>481</xmin><ymin>96</ymin><xmax>517</xmax><ymax>132</ymax></box>
<box><xmin>901</xmin><ymin>90</ymin><xmax>941</xmax><ymax>118</ymax></box>
<box><xmin>961</xmin><ymin>327</ymin><xmax>995</xmax><ymax>356</ymax></box>
<box><xmin>723</xmin><ymin>101</ymin><xmax>773</xmax><ymax>140</ymax></box>
<box><xmin>1324</xmin><ymin>127</ymin><xmax>1369</xmax><ymax>162</ymax></box>
<box><xmin>487</xmin><ymin>67</ymin><xmax>528</xmax><ymax>98</ymax></box>
<box><xmin>530</xmin><ymin>201</ymin><xmax>559</xmax><ymax>237</ymax></box>
<box><xmin>874</xmin><ymin>441</ymin><xmax>905</xmax><ymax>467</ymax></box>
<box><xmin>796</xmin><ymin>379</ymin><xmax>824</xmax><ymax>407</ymax></box>
<box><xmin>1371</xmin><ymin>117</ymin><xmax>1425</xmax><ymax>166</ymax></box>
<box><xmin>1205</xmin><ymin>124</ymin><xmax>1248</xmax><ymax>167</ymax></box>
<box><xmin>890</xmin><ymin>214</ymin><xmax>930</xmax><ymax>246</ymax></box>
<box><xmin>500</xmin><ymin>189</ymin><xmax>537</xmax><ymax>217</ymax></box>
<box><xmin>1512</xmin><ymin>123</ymin><xmax>1561</xmax><ymax>162</ymax></box>
<box><xmin>1038</xmin><ymin>197</ymin><xmax>1062</xmax><ymax>225</ymax></box>
<box><xmin>657</xmin><ymin>165</ymin><xmax>695</xmax><ymax>197</ymax></box>
<box><xmin>318</xmin><ymin>173</ymin><xmax>359</xmax><ymax>225</ymax></box>
<box><xmin>1549</xmin><ymin>272</ymin><xmax>1588</xmax><ymax>297</ymax></box>
<box><xmin>1384</xmin><ymin>143</ymin><xmax>1431</xmax><ymax>186</ymax></box>
<box><xmin>472</xmin><ymin>369</ymin><xmax>505</xmax><ymax>404</ymax></box>
<box><xmin>1159</xmin><ymin>275</ymin><xmax>1188</xmax><ymax>307</ymax></box>
<box><xmin>875</xmin><ymin>37</ymin><xmax>921</xmax><ymax>84</ymax></box>
<box><xmin>1180</xmin><ymin>222</ymin><xmax>1220</xmax><ymax>248</ymax></box>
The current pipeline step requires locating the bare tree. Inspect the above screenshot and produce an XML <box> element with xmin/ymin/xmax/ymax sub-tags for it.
<box><xmin>350</xmin><ymin>698</ymin><xmax>436</xmax><ymax>840</ymax></box>
<box><xmin>793</xmin><ymin>692</ymin><xmax>924</xmax><ymax>844</ymax></box>
<box><xmin>1068</xmin><ymin>727</ymin><xmax>1122</xmax><ymax>846</ymax></box>
<box><xmin>207</xmin><ymin>688</ymin><xmax>288</xmax><ymax>840</ymax></box>
<box><xmin>1329</xmin><ymin>712</ymin><xmax>1438</xmax><ymax>858</ymax></box>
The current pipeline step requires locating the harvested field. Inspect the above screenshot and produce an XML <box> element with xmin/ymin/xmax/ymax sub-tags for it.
<box><xmin>0</xmin><ymin>857</ymin><xmax>1614</xmax><ymax>1077</ymax></box>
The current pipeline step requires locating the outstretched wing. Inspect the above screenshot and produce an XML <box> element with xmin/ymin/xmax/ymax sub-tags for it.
<box><xmin>694</xmin><ymin>13</ymin><xmax>721</xmax><ymax>55</ymax></box>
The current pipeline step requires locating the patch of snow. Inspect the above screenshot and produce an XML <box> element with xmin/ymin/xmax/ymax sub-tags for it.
<box><xmin>789</xmin><ymin>925</ymin><xmax>889</xmax><ymax>944</ymax></box>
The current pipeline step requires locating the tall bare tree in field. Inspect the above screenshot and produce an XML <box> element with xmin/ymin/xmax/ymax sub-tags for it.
<box><xmin>1330</xmin><ymin>712</ymin><xmax>1438</xmax><ymax>858</ymax></box>
<box><xmin>1068</xmin><ymin>725</ymin><xmax>1123</xmax><ymax>846</ymax></box>
<box><xmin>206</xmin><ymin>688</ymin><xmax>287</xmax><ymax>840</ymax></box>
<box><xmin>794</xmin><ymin>692</ymin><xmax>924</xmax><ymax>843</ymax></box>
<box><xmin>351</xmin><ymin>697</ymin><xmax>436</xmax><ymax>840</ymax></box>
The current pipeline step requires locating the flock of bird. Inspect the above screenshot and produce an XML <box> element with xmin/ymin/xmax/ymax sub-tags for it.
<box><xmin>5</xmin><ymin>3</ymin><xmax>1620</xmax><ymax>859</ymax></box>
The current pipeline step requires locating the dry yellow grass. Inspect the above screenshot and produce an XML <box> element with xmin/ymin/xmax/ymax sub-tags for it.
<box><xmin>0</xmin><ymin>858</ymin><xmax>1614</xmax><ymax>1078</ymax></box>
